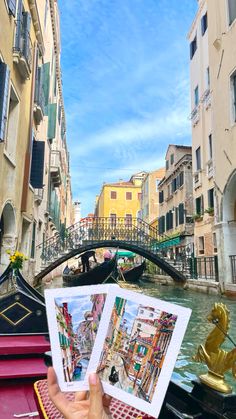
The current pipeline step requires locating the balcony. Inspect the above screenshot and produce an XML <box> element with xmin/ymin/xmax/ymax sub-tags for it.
<box><xmin>190</xmin><ymin>106</ymin><xmax>200</xmax><ymax>127</ymax></box>
<box><xmin>207</xmin><ymin>159</ymin><xmax>213</xmax><ymax>179</ymax></box>
<box><xmin>34</xmin><ymin>67</ymin><xmax>45</xmax><ymax>124</ymax></box>
<box><xmin>34</xmin><ymin>188</ymin><xmax>44</xmax><ymax>204</ymax></box>
<box><xmin>193</xmin><ymin>171</ymin><xmax>202</xmax><ymax>189</ymax></box>
<box><xmin>50</xmin><ymin>150</ymin><xmax>62</xmax><ymax>187</ymax></box>
<box><xmin>202</xmin><ymin>88</ymin><xmax>211</xmax><ymax>110</ymax></box>
<box><xmin>13</xmin><ymin>18</ymin><xmax>32</xmax><ymax>79</ymax></box>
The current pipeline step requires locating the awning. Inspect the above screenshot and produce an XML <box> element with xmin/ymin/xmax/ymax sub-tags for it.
<box><xmin>117</xmin><ymin>251</ymin><xmax>136</xmax><ymax>258</ymax></box>
<box><xmin>153</xmin><ymin>236</ymin><xmax>181</xmax><ymax>250</ymax></box>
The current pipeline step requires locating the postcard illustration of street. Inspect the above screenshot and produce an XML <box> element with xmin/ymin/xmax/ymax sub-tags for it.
<box><xmin>97</xmin><ymin>297</ymin><xmax>177</xmax><ymax>403</ymax></box>
<box><xmin>54</xmin><ymin>293</ymin><xmax>106</xmax><ymax>382</ymax></box>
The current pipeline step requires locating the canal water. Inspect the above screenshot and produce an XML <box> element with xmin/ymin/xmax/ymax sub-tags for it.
<box><xmin>42</xmin><ymin>276</ymin><xmax>236</xmax><ymax>392</ymax></box>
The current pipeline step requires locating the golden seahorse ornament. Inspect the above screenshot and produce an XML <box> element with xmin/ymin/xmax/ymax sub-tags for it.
<box><xmin>193</xmin><ymin>302</ymin><xmax>236</xmax><ymax>393</ymax></box>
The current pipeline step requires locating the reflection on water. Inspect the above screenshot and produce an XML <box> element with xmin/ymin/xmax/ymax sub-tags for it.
<box><xmin>41</xmin><ymin>277</ymin><xmax>236</xmax><ymax>391</ymax></box>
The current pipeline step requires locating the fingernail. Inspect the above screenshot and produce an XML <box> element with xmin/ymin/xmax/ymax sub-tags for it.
<box><xmin>89</xmin><ymin>373</ymin><xmax>97</xmax><ymax>385</ymax></box>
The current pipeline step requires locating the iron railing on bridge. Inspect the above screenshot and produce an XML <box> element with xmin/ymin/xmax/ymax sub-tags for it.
<box><xmin>37</xmin><ymin>217</ymin><xmax>172</xmax><ymax>265</ymax></box>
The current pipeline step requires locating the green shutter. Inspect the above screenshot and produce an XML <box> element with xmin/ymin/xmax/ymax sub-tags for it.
<box><xmin>0</xmin><ymin>62</ymin><xmax>10</xmax><ymax>141</ymax></box>
<box><xmin>42</xmin><ymin>62</ymin><xmax>50</xmax><ymax>114</ymax></box>
<box><xmin>47</xmin><ymin>103</ymin><xmax>57</xmax><ymax>140</ymax></box>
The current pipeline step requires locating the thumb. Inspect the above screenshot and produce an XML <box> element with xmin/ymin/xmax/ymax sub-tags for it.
<box><xmin>88</xmin><ymin>373</ymin><xmax>104</xmax><ymax>418</ymax></box>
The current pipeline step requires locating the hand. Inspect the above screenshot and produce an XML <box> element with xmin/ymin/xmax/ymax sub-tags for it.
<box><xmin>47</xmin><ymin>367</ymin><xmax>112</xmax><ymax>419</ymax></box>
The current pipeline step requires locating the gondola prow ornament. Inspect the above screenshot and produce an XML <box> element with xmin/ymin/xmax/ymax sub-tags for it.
<box><xmin>193</xmin><ymin>302</ymin><xmax>236</xmax><ymax>393</ymax></box>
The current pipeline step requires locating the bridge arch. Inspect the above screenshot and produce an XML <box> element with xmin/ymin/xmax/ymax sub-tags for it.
<box><xmin>34</xmin><ymin>240</ymin><xmax>186</xmax><ymax>284</ymax></box>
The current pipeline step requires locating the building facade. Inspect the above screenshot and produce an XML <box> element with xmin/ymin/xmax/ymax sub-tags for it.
<box><xmin>189</xmin><ymin>0</ymin><xmax>236</xmax><ymax>291</ymax></box>
<box><xmin>157</xmin><ymin>145</ymin><xmax>194</xmax><ymax>259</ymax></box>
<box><xmin>141</xmin><ymin>167</ymin><xmax>165</xmax><ymax>224</ymax></box>
<box><xmin>94</xmin><ymin>172</ymin><xmax>146</xmax><ymax>224</ymax></box>
<box><xmin>0</xmin><ymin>0</ymin><xmax>73</xmax><ymax>281</ymax></box>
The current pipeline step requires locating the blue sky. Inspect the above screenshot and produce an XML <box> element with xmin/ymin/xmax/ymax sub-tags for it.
<box><xmin>56</xmin><ymin>295</ymin><xmax>93</xmax><ymax>332</ymax></box>
<box><xmin>58</xmin><ymin>0</ymin><xmax>197</xmax><ymax>217</ymax></box>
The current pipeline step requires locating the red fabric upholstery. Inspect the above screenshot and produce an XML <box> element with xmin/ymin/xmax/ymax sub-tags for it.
<box><xmin>0</xmin><ymin>335</ymin><xmax>50</xmax><ymax>355</ymax></box>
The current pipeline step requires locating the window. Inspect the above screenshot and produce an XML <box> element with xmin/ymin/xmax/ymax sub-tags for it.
<box><xmin>196</xmin><ymin>195</ymin><xmax>204</xmax><ymax>215</ymax></box>
<box><xmin>179</xmin><ymin>203</ymin><xmax>185</xmax><ymax>225</ymax></box>
<box><xmin>158</xmin><ymin>216</ymin><xmax>165</xmax><ymax>234</ymax></box>
<box><xmin>166</xmin><ymin>211</ymin><xmax>173</xmax><ymax>231</ymax></box>
<box><xmin>208</xmin><ymin>188</ymin><xmax>214</xmax><ymax>208</ymax></box>
<box><xmin>0</xmin><ymin>62</ymin><xmax>10</xmax><ymax>142</ymax></box>
<box><xmin>199</xmin><ymin>236</ymin><xmax>205</xmax><ymax>255</ymax></box>
<box><xmin>196</xmin><ymin>147</ymin><xmax>201</xmax><ymax>170</ymax></box>
<box><xmin>110</xmin><ymin>213</ymin><xmax>116</xmax><ymax>226</ymax></box>
<box><xmin>231</xmin><ymin>72</ymin><xmax>236</xmax><ymax>122</ymax></box>
<box><xmin>170</xmin><ymin>153</ymin><xmax>174</xmax><ymax>165</ymax></box>
<box><xmin>140</xmin><ymin>309</ymin><xmax>144</xmax><ymax>314</ymax></box>
<box><xmin>13</xmin><ymin>2</ymin><xmax>32</xmax><ymax>70</ymax></box>
<box><xmin>194</xmin><ymin>85</ymin><xmax>199</xmax><ymax>106</ymax></box>
<box><xmin>213</xmin><ymin>233</ymin><xmax>217</xmax><ymax>253</ymax></box>
<box><xmin>30</xmin><ymin>140</ymin><xmax>45</xmax><ymax>188</ymax></box>
<box><xmin>201</xmin><ymin>12</ymin><xmax>208</xmax><ymax>35</ymax></box>
<box><xmin>171</xmin><ymin>177</ymin><xmax>177</xmax><ymax>193</ymax></box>
<box><xmin>126</xmin><ymin>191</ymin><xmax>132</xmax><ymax>200</ymax></box>
<box><xmin>166</xmin><ymin>160</ymin><xmax>169</xmax><ymax>170</ymax></box>
<box><xmin>149</xmin><ymin>312</ymin><xmax>154</xmax><ymax>318</ymax></box>
<box><xmin>125</xmin><ymin>214</ymin><xmax>132</xmax><ymax>226</ymax></box>
<box><xmin>209</xmin><ymin>134</ymin><xmax>213</xmax><ymax>159</ymax></box>
<box><xmin>110</xmin><ymin>191</ymin><xmax>117</xmax><ymax>199</ymax></box>
<box><xmin>167</xmin><ymin>183</ymin><xmax>171</xmax><ymax>198</ymax></box>
<box><xmin>179</xmin><ymin>171</ymin><xmax>184</xmax><ymax>187</ymax></box>
<box><xmin>6</xmin><ymin>85</ymin><xmax>20</xmax><ymax>158</ymax></box>
<box><xmin>159</xmin><ymin>190</ymin><xmax>164</xmax><ymax>204</ymax></box>
<box><xmin>206</xmin><ymin>67</ymin><xmax>210</xmax><ymax>88</ymax></box>
<box><xmin>175</xmin><ymin>207</ymin><xmax>179</xmax><ymax>227</ymax></box>
<box><xmin>31</xmin><ymin>221</ymin><xmax>36</xmax><ymax>259</ymax></box>
<box><xmin>137</xmin><ymin>192</ymin><xmax>142</xmax><ymax>201</ymax></box>
<box><xmin>228</xmin><ymin>0</ymin><xmax>236</xmax><ymax>25</ymax></box>
<box><xmin>190</xmin><ymin>36</ymin><xmax>197</xmax><ymax>59</ymax></box>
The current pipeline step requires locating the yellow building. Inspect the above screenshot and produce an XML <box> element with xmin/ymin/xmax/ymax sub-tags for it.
<box><xmin>95</xmin><ymin>172</ymin><xmax>146</xmax><ymax>223</ymax></box>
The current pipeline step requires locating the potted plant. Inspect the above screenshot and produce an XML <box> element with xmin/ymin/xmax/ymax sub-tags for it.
<box><xmin>205</xmin><ymin>207</ymin><xmax>214</xmax><ymax>216</ymax></box>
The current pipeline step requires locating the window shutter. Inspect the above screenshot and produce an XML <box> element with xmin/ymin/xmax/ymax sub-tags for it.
<box><xmin>179</xmin><ymin>203</ymin><xmax>184</xmax><ymax>224</ymax></box>
<box><xmin>14</xmin><ymin>0</ymin><xmax>23</xmax><ymax>51</ymax></box>
<box><xmin>30</xmin><ymin>140</ymin><xmax>45</xmax><ymax>188</ymax></box>
<box><xmin>42</xmin><ymin>62</ymin><xmax>50</xmax><ymax>114</ymax></box>
<box><xmin>7</xmin><ymin>0</ymin><xmax>17</xmax><ymax>16</ymax></box>
<box><xmin>47</xmin><ymin>103</ymin><xmax>57</xmax><ymax>140</ymax></box>
<box><xmin>229</xmin><ymin>0</ymin><xmax>236</xmax><ymax>25</ymax></box>
<box><xmin>22</xmin><ymin>12</ymin><xmax>31</xmax><ymax>61</ymax></box>
<box><xmin>0</xmin><ymin>62</ymin><xmax>10</xmax><ymax>142</ymax></box>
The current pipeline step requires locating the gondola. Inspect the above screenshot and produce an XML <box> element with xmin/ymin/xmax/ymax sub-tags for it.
<box><xmin>62</xmin><ymin>254</ymin><xmax>117</xmax><ymax>287</ymax></box>
<box><xmin>120</xmin><ymin>261</ymin><xmax>146</xmax><ymax>283</ymax></box>
<box><xmin>0</xmin><ymin>265</ymin><xmax>48</xmax><ymax>335</ymax></box>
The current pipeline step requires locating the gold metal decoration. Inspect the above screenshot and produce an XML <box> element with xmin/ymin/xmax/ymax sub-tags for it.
<box><xmin>193</xmin><ymin>302</ymin><xmax>236</xmax><ymax>393</ymax></box>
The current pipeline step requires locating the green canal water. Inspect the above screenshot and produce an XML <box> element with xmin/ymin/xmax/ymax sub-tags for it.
<box><xmin>42</xmin><ymin>277</ymin><xmax>236</xmax><ymax>392</ymax></box>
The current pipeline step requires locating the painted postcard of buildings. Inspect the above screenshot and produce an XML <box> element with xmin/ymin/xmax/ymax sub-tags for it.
<box><xmin>97</xmin><ymin>297</ymin><xmax>177</xmax><ymax>403</ymax></box>
<box><xmin>50</xmin><ymin>291</ymin><xmax>106</xmax><ymax>386</ymax></box>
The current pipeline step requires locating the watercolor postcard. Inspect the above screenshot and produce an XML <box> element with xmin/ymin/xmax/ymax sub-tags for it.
<box><xmin>45</xmin><ymin>284</ymin><xmax>116</xmax><ymax>392</ymax></box>
<box><xmin>89</xmin><ymin>286</ymin><xmax>191</xmax><ymax>418</ymax></box>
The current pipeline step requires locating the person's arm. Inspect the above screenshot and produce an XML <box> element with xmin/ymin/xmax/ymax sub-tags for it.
<box><xmin>47</xmin><ymin>367</ymin><xmax>112</xmax><ymax>419</ymax></box>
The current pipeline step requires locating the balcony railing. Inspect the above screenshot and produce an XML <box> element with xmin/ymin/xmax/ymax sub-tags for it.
<box><xmin>190</xmin><ymin>106</ymin><xmax>200</xmax><ymax>126</ymax></box>
<box><xmin>202</xmin><ymin>88</ymin><xmax>211</xmax><ymax>110</ymax></box>
<box><xmin>13</xmin><ymin>17</ymin><xmax>32</xmax><ymax>79</ymax></box>
<box><xmin>50</xmin><ymin>150</ymin><xmax>62</xmax><ymax>187</ymax></box>
<box><xmin>34</xmin><ymin>188</ymin><xmax>44</xmax><ymax>204</ymax></box>
<box><xmin>207</xmin><ymin>159</ymin><xmax>213</xmax><ymax>179</ymax></box>
<box><xmin>193</xmin><ymin>171</ymin><xmax>202</xmax><ymax>188</ymax></box>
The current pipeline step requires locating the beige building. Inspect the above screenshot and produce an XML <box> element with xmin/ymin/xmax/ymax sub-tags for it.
<box><xmin>0</xmin><ymin>0</ymin><xmax>72</xmax><ymax>281</ymax></box>
<box><xmin>141</xmin><ymin>167</ymin><xmax>165</xmax><ymax>224</ymax></box>
<box><xmin>157</xmin><ymin>145</ymin><xmax>194</xmax><ymax>258</ymax></box>
<box><xmin>189</xmin><ymin>0</ymin><xmax>236</xmax><ymax>291</ymax></box>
